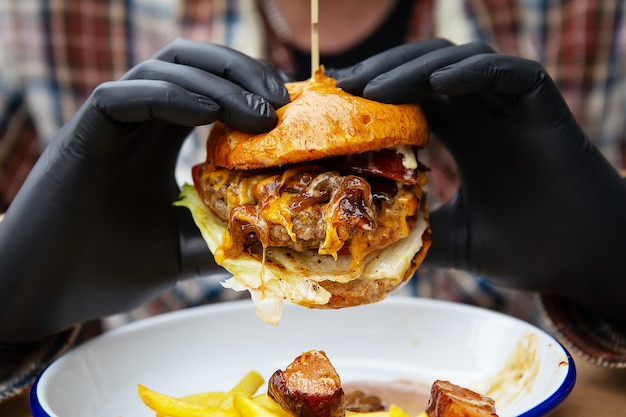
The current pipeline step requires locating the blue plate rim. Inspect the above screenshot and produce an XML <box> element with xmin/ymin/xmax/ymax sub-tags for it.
<box><xmin>29</xmin><ymin>371</ymin><xmax>50</xmax><ymax>417</ymax></box>
<box><xmin>517</xmin><ymin>339</ymin><xmax>577</xmax><ymax>417</ymax></box>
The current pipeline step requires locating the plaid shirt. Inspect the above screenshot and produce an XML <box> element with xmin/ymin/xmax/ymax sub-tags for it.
<box><xmin>0</xmin><ymin>0</ymin><xmax>624</xmax><ymax>398</ymax></box>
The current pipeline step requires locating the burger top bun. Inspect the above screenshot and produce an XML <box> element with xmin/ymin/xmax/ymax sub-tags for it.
<box><xmin>207</xmin><ymin>70</ymin><xmax>430</xmax><ymax>170</ymax></box>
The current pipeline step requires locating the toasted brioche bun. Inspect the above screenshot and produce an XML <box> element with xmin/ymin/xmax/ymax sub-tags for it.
<box><xmin>178</xmin><ymin>70</ymin><xmax>431</xmax><ymax>324</ymax></box>
<box><xmin>207</xmin><ymin>72</ymin><xmax>429</xmax><ymax>170</ymax></box>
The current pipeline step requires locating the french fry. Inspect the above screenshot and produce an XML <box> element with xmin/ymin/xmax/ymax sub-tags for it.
<box><xmin>389</xmin><ymin>404</ymin><xmax>411</xmax><ymax>417</ymax></box>
<box><xmin>220</xmin><ymin>371</ymin><xmax>265</xmax><ymax>410</ymax></box>
<box><xmin>228</xmin><ymin>371</ymin><xmax>265</xmax><ymax>396</ymax></box>
<box><xmin>138</xmin><ymin>384</ymin><xmax>232</xmax><ymax>417</ymax></box>
<box><xmin>234</xmin><ymin>393</ymin><xmax>283</xmax><ymax>417</ymax></box>
<box><xmin>180</xmin><ymin>391</ymin><xmax>228</xmax><ymax>408</ymax></box>
<box><xmin>251</xmin><ymin>394</ymin><xmax>293</xmax><ymax>417</ymax></box>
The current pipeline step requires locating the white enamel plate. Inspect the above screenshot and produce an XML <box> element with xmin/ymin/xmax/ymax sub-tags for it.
<box><xmin>31</xmin><ymin>297</ymin><xmax>575</xmax><ymax>417</ymax></box>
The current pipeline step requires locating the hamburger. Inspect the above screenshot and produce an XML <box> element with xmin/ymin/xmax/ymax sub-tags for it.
<box><xmin>176</xmin><ymin>70</ymin><xmax>431</xmax><ymax>324</ymax></box>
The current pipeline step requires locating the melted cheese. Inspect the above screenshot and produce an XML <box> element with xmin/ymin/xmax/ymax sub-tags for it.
<box><xmin>176</xmin><ymin>184</ymin><xmax>428</xmax><ymax>325</ymax></box>
<box><xmin>393</xmin><ymin>145</ymin><xmax>418</xmax><ymax>170</ymax></box>
<box><xmin>207</xmin><ymin>166</ymin><xmax>414</xmax><ymax>263</ymax></box>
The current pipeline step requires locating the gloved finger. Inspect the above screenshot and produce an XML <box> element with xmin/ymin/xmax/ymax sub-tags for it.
<box><xmin>430</xmin><ymin>54</ymin><xmax>544</xmax><ymax>96</ymax></box>
<box><xmin>430</xmin><ymin>54</ymin><xmax>574</xmax><ymax>129</ymax></box>
<box><xmin>257</xmin><ymin>59</ymin><xmax>295</xmax><ymax>83</ymax></box>
<box><xmin>149</xmin><ymin>38</ymin><xmax>290</xmax><ymax>109</ymax></box>
<box><xmin>421</xmin><ymin>195</ymin><xmax>471</xmax><ymax>271</ymax></box>
<box><xmin>361</xmin><ymin>41</ymin><xmax>497</xmax><ymax>103</ymax></box>
<box><xmin>333</xmin><ymin>38</ymin><xmax>454</xmax><ymax>94</ymax></box>
<box><xmin>124</xmin><ymin>59</ymin><xmax>277</xmax><ymax>133</ymax></box>
<box><xmin>92</xmin><ymin>80</ymin><xmax>221</xmax><ymax>126</ymax></box>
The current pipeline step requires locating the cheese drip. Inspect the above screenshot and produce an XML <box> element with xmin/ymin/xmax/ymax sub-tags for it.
<box><xmin>197</xmin><ymin>163</ymin><xmax>425</xmax><ymax>266</ymax></box>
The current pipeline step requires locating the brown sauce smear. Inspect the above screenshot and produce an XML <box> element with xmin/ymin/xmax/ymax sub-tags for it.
<box><xmin>344</xmin><ymin>379</ymin><xmax>431</xmax><ymax>416</ymax></box>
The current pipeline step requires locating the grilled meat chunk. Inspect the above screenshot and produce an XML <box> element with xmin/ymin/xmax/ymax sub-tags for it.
<box><xmin>268</xmin><ymin>350</ymin><xmax>346</xmax><ymax>417</ymax></box>
<box><xmin>426</xmin><ymin>380</ymin><xmax>498</xmax><ymax>417</ymax></box>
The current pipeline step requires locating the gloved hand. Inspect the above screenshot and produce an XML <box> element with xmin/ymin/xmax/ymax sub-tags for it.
<box><xmin>0</xmin><ymin>38</ymin><xmax>290</xmax><ymax>342</ymax></box>
<box><xmin>332</xmin><ymin>39</ymin><xmax>626</xmax><ymax>323</ymax></box>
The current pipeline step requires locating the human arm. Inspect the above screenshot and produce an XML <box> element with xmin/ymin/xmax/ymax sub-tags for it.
<box><xmin>331</xmin><ymin>40</ymin><xmax>626</xmax><ymax>363</ymax></box>
<box><xmin>0</xmin><ymin>38</ymin><xmax>289</xmax><ymax>344</ymax></box>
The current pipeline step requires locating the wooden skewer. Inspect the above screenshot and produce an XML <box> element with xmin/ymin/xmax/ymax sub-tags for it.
<box><xmin>310</xmin><ymin>0</ymin><xmax>319</xmax><ymax>79</ymax></box>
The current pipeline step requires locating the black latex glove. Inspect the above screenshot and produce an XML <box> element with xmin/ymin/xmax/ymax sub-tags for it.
<box><xmin>332</xmin><ymin>39</ymin><xmax>626</xmax><ymax>322</ymax></box>
<box><xmin>0</xmin><ymin>38</ymin><xmax>290</xmax><ymax>342</ymax></box>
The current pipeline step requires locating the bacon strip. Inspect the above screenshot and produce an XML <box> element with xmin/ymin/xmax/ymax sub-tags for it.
<box><xmin>324</xmin><ymin>148</ymin><xmax>426</xmax><ymax>185</ymax></box>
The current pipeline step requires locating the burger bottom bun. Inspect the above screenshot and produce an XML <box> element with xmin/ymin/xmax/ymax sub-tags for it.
<box><xmin>320</xmin><ymin>231</ymin><xmax>431</xmax><ymax>309</ymax></box>
<box><xmin>176</xmin><ymin>184</ymin><xmax>430</xmax><ymax>325</ymax></box>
